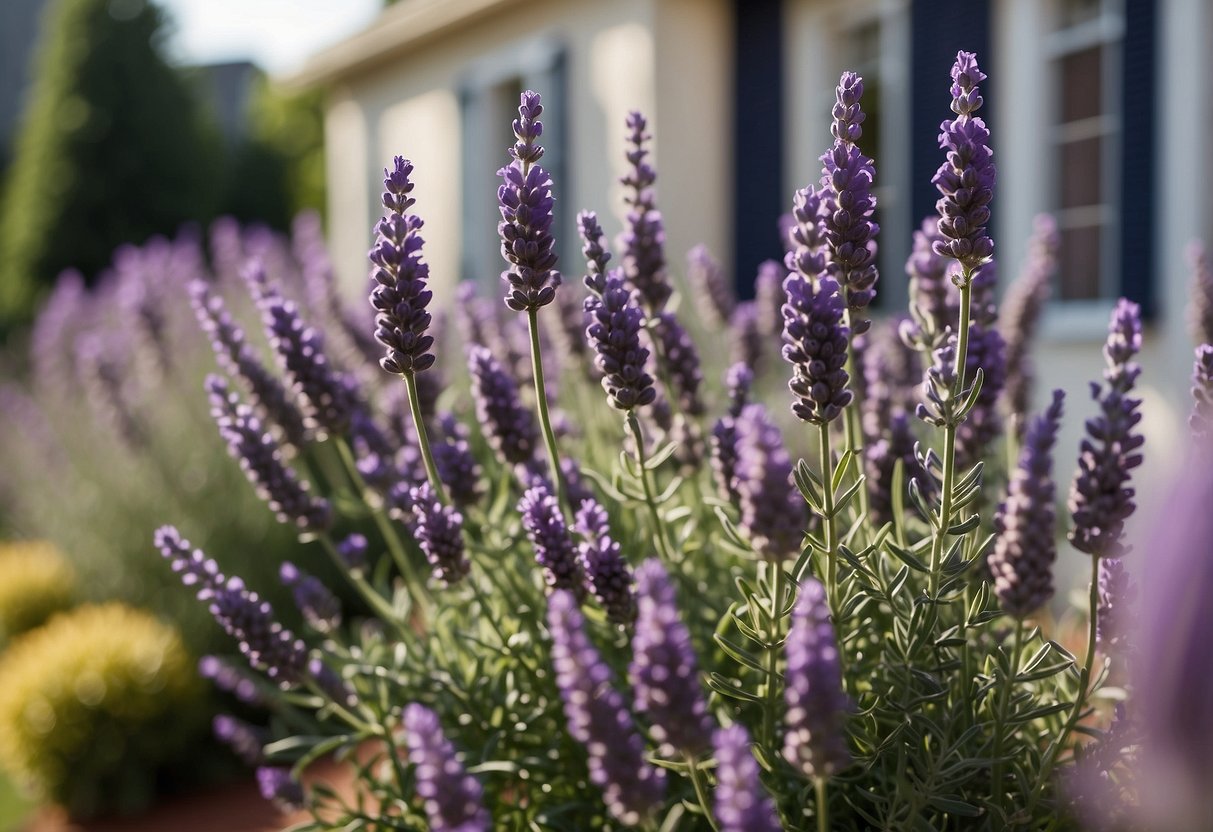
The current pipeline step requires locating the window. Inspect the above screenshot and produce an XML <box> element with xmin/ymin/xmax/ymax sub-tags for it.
<box><xmin>1048</xmin><ymin>0</ymin><xmax>1123</xmax><ymax>301</ymax></box>
<box><xmin>458</xmin><ymin>42</ymin><xmax>566</xmax><ymax>290</ymax></box>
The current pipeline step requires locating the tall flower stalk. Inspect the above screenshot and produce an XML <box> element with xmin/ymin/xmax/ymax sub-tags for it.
<box><xmin>924</xmin><ymin>50</ymin><xmax>996</xmax><ymax>595</ymax></box>
<box><xmin>370</xmin><ymin>157</ymin><xmax>447</xmax><ymax>503</ymax></box>
<box><xmin>497</xmin><ymin>91</ymin><xmax>567</xmax><ymax>510</ymax></box>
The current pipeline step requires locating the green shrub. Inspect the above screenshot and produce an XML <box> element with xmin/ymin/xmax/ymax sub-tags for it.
<box><xmin>0</xmin><ymin>603</ymin><xmax>204</xmax><ymax>818</ymax></box>
<box><xmin>0</xmin><ymin>540</ymin><xmax>75</xmax><ymax>644</ymax></box>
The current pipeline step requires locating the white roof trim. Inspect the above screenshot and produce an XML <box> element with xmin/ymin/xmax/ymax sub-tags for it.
<box><xmin>284</xmin><ymin>0</ymin><xmax>524</xmax><ymax>88</ymax></box>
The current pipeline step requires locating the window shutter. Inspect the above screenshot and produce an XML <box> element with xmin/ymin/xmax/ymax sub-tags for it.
<box><xmin>909</xmin><ymin>0</ymin><xmax>991</xmax><ymax>229</ymax></box>
<box><xmin>1118</xmin><ymin>0</ymin><xmax>1156</xmax><ymax>317</ymax></box>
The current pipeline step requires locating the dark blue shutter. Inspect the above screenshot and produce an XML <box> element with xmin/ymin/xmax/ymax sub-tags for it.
<box><xmin>909</xmin><ymin>0</ymin><xmax>991</xmax><ymax>230</ymax></box>
<box><xmin>1118</xmin><ymin>0</ymin><xmax>1156</xmax><ymax>317</ymax></box>
<box><xmin>732</xmin><ymin>0</ymin><xmax>784</xmax><ymax>300</ymax></box>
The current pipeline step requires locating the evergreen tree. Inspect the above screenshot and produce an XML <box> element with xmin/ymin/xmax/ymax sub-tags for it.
<box><xmin>0</xmin><ymin>0</ymin><xmax>221</xmax><ymax>329</ymax></box>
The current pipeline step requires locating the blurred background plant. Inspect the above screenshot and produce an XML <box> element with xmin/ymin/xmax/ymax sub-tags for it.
<box><xmin>0</xmin><ymin>602</ymin><xmax>204</xmax><ymax>819</ymax></box>
<box><xmin>0</xmin><ymin>541</ymin><xmax>75</xmax><ymax>646</ymax></box>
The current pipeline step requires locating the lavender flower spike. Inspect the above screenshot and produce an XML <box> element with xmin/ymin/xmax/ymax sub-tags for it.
<box><xmin>519</xmin><ymin>480</ymin><xmax>585</xmax><ymax>597</ymax></box>
<box><xmin>619</xmin><ymin>111</ymin><xmax>672</xmax><ymax>312</ymax></box>
<box><xmin>577</xmin><ymin>210</ymin><xmax>612</xmax><ymax>297</ymax></box>
<box><xmin>1096</xmin><ymin>557</ymin><xmax>1136</xmax><ymax>652</ymax></box>
<box><xmin>820</xmin><ymin>71</ymin><xmax>880</xmax><ymax>334</ymax></box>
<box><xmin>629</xmin><ymin>559</ymin><xmax>714</xmax><ymax>757</ymax></box>
<box><xmin>574</xmin><ymin>499</ymin><xmax>636</xmax><ymax>625</ymax></box>
<box><xmin>988</xmin><ymin>389</ymin><xmax>1065</xmax><ymax>617</ymax></box>
<box><xmin>369</xmin><ymin>156</ymin><xmax>436</xmax><ymax>376</ymax></box>
<box><xmin>467</xmin><ymin>345</ymin><xmax>540</xmax><ymax>467</ymax></box>
<box><xmin>653</xmin><ymin>311</ymin><xmax>705</xmax><ymax>415</ymax></box>
<box><xmin>401</xmin><ymin>704</ymin><xmax>490</xmax><ymax>832</ymax></box>
<box><xmin>783</xmin><ymin>577</ymin><xmax>852</xmax><ymax>779</ymax></box>
<box><xmin>411</xmin><ymin>482</ymin><xmax>469</xmax><ymax>587</ymax></box>
<box><xmin>687</xmin><ymin>244</ymin><xmax>735</xmax><ymax>326</ymax></box>
<box><xmin>279</xmin><ymin>562</ymin><xmax>342</xmax><ymax>632</ymax></box>
<box><xmin>256</xmin><ymin>767</ymin><xmax>305</xmax><ymax>811</ymax></box>
<box><xmin>1188</xmin><ymin>240</ymin><xmax>1213</xmax><ymax>345</ymax></box>
<box><xmin>1068</xmin><ymin>299</ymin><xmax>1144</xmax><ymax>557</ymax></box>
<box><xmin>498</xmin><ymin>91</ymin><xmax>561</xmax><ymax>312</ymax></box>
<box><xmin>206</xmin><ymin>375</ymin><xmax>331</xmax><ymax>533</ymax></box>
<box><xmin>734</xmin><ymin>404</ymin><xmax>807</xmax><ymax>559</ymax></box>
<box><xmin>155</xmin><ymin>527</ymin><xmax>308</xmax><ymax>684</ymax></box>
<box><xmin>1190</xmin><ymin>344</ymin><xmax>1213</xmax><ymax>439</ymax></box>
<box><xmin>547</xmin><ymin>591</ymin><xmax>666</xmax><ymax>824</ymax></box>
<box><xmin>902</xmin><ymin>217</ymin><xmax>952</xmax><ymax>348</ymax></box>
<box><xmin>710</xmin><ymin>364</ymin><xmax>756</xmax><ymax>504</ymax></box>
<box><xmin>782</xmin><ymin>272</ymin><xmax>852</xmax><ymax>424</ymax></box>
<box><xmin>712</xmin><ymin>725</ymin><xmax>781</xmax><ymax>832</ymax></box>
<box><xmin>932</xmin><ymin>51</ymin><xmax>996</xmax><ymax>274</ymax></box>
<box><xmin>1000</xmin><ymin>215</ymin><xmax>1059</xmax><ymax>423</ymax></box>
<box><xmin>585</xmin><ymin>276</ymin><xmax>656</xmax><ymax>411</ymax></box>
<box><xmin>189</xmin><ymin>280</ymin><xmax>308</xmax><ymax>447</ymax></box>
<box><xmin>256</xmin><ymin>278</ymin><xmax>358</xmax><ymax>436</ymax></box>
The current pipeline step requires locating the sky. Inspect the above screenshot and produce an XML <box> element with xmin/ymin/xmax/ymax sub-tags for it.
<box><xmin>155</xmin><ymin>0</ymin><xmax>382</xmax><ymax>76</ymax></box>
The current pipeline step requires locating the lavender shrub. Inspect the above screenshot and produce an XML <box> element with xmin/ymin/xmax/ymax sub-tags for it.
<box><xmin>2</xmin><ymin>55</ymin><xmax>1191</xmax><ymax>830</ymax></box>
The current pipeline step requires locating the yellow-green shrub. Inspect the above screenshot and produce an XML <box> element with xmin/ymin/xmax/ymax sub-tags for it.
<box><xmin>0</xmin><ymin>541</ymin><xmax>75</xmax><ymax>644</ymax></box>
<box><xmin>0</xmin><ymin>603</ymin><xmax>204</xmax><ymax>817</ymax></box>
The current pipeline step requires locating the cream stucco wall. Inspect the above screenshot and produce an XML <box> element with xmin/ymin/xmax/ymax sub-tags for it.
<box><xmin>320</xmin><ymin>0</ymin><xmax>732</xmax><ymax>310</ymax></box>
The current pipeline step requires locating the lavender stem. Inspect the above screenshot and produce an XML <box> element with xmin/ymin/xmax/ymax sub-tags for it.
<box><xmin>761</xmin><ymin>560</ymin><xmax>786</xmax><ymax>752</ymax></box>
<box><xmin>404</xmin><ymin>372</ymin><xmax>448</xmax><ymax>504</ymax></box>
<box><xmin>685</xmin><ymin>751</ymin><xmax>721</xmax><ymax>832</ymax></box>
<box><xmin>990</xmin><ymin>617</ymin><xmax>1024</xmax><ymax>812</ymax></box>
<box><xmin>626</xmin><ymin>411</ymin><xmax>674</xmax><ymax>562</ymax></box>
<box><xmin>819</xmin><ymin>421</ymin><xmax>840</xmax><ymax>616</ymax></box>
<box><xmin>928</xmin><ymin>277</ymin><xmax>973</xmax><ymax>596</ymax></box>
<box><xmin>527</xmin><ymin>307</ymin><xmax>568</xmax><ymax>512</ymax></box>
<box><xmin>815</xmin><ymin>777</ymin><xmax>829</xmax><ymax>832</ymax></box>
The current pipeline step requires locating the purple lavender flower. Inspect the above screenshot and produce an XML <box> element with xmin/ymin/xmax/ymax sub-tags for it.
<box><xmin>206</xmin><ymin>375</ymin><xmax>331</xmax><ymax>533</ymax></box>
<box><xmin>820</xmin><ymin>71</ymin><xmax>880</xmax><ymax>334</ymax></box>
<box><xmin>1123</xmin><ymin>455</ymin><xmax>1213</xmax><ymax>829</ymax></box>
<box><xmin>401</xmin><ymin>703</ymin><xmax>490</xmax><ymax>832</ymax></box>
<box><xmin>864</xmin><ymin>412</ymin><xmax>920</xmax><ymax>527</ymax></box>
<box><xmin>256</xmin><ymin>279</ymin><xmax>359</xmax><ymax>436</ymax></box>
<box><xmin>369</xmin><ymin>157</ymin><xmax>436</xmax><ymax>376</ymax></box>
<box><xmin>725</xmin><ymin>362</ymin><xmax>755</xmax><ymax>418</ymax></box>
<box><xmin>712</xmin><ymin>725</ymin><xmax>781</xmax><ymax>832</ymax></box>
<box><xmin>784</xmin><ymin>185</ymin><xmax>827</xmax><ymax>281</ymax></box>
<box><xmin>734</xmin><ymin>404</ymin><xmax>807</xmax><ymax>559</ymax></box>
<box><xmin>519</xmin><ymin>480</ymin><xmax>585</xmax><ymax>596</ymax></box>
<box><xmin>546</xmin><ymin>590</ymin><xmax>666</xmax><ymax>824</ymax></box>
<box><xmin>577</xmin><ymin>210</ymin><xmax>612</xmax><ymax>297</ymax></box>
<box><xmin>955</xmin><ymin>323</ymin><xmax>1007</xmax><ymax>470</ymax></box>
<box><xmin>916</xmin><ymin>335</ymin><xmax>959</xmax><ymax>428</ymax></box>
<box><xmin>652</xmin><ymin>312</ymin><xmax>704</xmax><ymax>415</ymax></box>
<box><xmin>189</xmin><ymin>280</ymin><xmax>309</xmax><ymax>447</ymax></box>
<box><xmin>988</xmin><ymin>389</ymin><xmax>1065</xmax><ymax>617</ymax></box>
<box><xmin>782</xmin><ymin>273</ymin><xmax>852</xmax><ymax>424</ymax></box>
<box><xmin>574</xmin><ymin>499</ymin><xmax>636</xmax><ymax>625</ymax></box>
<box><xmin>687</xmin><ymin>244</ymin><xmax>735</xmax><ymax>326</ymax></box>
<box><xmin>1190</xmin><ymin>345</ymin><xmax>1213</xmax><ymax>438</ymax></box>
<box><xmin>432</xmin><ymin>413</ymin><xmax>483</xmax><ymax>506</ymax></box>
<box><xmin>256</xmin><ymin>767</ymin><xmax>305</xmax><ymax>811</ymax></box>
<box><xmin>1000</xmin><ymin>215</ymin><xmax>1060</xmax><ymax>424</ymax></box>
<box><xmin>728</xmin><ymin>301</ymin><xmax>764</xmax><ymax>374</ymax></box>
<box><xmin>1096</xmin><ymin>557</ymin><xmax>1136</xmax><ymax>652</ymax></box>
<box><xmin>755</xmin><ymin>260</ymin><xmax>788</xmax><ymax>339</ymax></box>
<box><xmin>629</xmin><ymin>559</ymin><xmax>714</xmax><ymax>756</ymax></box>
<box><xmin>1068</xmin><ymin>300</ymin><xmax>1144</xmax><ymax>557</ymax></box>
<box><xmin>498</xmin><ymin>91</ymin><xmax>561</xmax><ymax>312</ymax></box>
<box><xmin>76</xmin><ymin>334</ymin><xmax>145</xmax><ymax>448</ymax></box>
<box><xmin>711</xmin><ymin>364</ymin><xmax>756</xmax><ymax>505</ymax></box>
<box><xmin>213</xmin><ymin>715</ymin><xmax>266</xmax><ymax>766</ymax></box>
<box><xmin>336</xmin><ymin>533</ymin><xmax>368</xmax><ymax>570</ymax></box>
<box><xmin>932</xmin><ymin>52</ymin><xmax>996</xmax><ymax>273</ymax></box>
<box><xmin>1188</xmin><ymin>240</ymin><xmax>1213</xmax><ymax>346</ymax></box>
<box><xmin>619</xmin><ymin>111</ymin><xmax>672</xmax><ymax>312</ymax></box>
<box><xmin>411</xmin><ymin>482</ymin><xmax>469</xmax><ymax>587</ymax></box>
<box><xmin>156</xmin><ymin>526</ymin><xmax>308</xmax><ymax>684</ymax></box>
<box><xmin>199</xmin><ymin>655</ymin><xmax>262</xmax><ymax>705</ymax></box>
<box><xmin>585</xmin><ymin>276</ymin><xmax>656</xmax><ymax>411</ymax></box>
<box><xmin>783</xmin><ymin>577</ymin><xmax>851</xmax><ymax>779</ymax></box>
<box><xmin>279</xmin><ymin>562</ymin><xmax>342</xmax><ymax>631</ymax></box>
<box><xmin>902</xmin><ymin>217</ymin><xmax>953</xmax><ymax>348</ymax></box>
<box><xmin>348</xmin><ymin>407</ymin><xmax>402</xmax><ymax>494</ymax></box>
<box><xmin>467</xmin><ymin>345</ymin><xmax>540</xmax><ymax>468</ymax></box>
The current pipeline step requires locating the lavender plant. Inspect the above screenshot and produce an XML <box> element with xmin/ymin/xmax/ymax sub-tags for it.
<box><xmin>54</xmin><ymin>56</ymin><xmax>1188</xmax><ymax>830</ymax></box>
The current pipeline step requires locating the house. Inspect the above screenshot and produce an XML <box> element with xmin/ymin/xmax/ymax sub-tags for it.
<box><xmin>292</xmin><ymin>0</ymin><xmax>1212</xmax><ymax>490</ymax></box>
